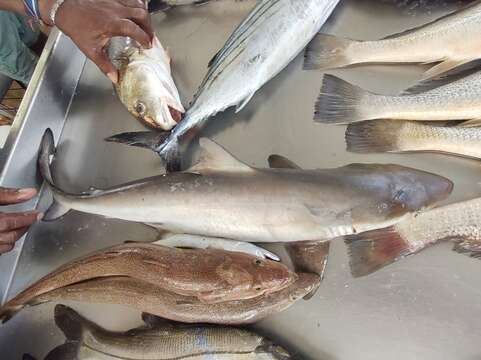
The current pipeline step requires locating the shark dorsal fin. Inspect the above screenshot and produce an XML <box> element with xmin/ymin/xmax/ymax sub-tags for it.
<box><xmin>268</xmin><ymin>154</ymin><xmax>302</xmax><ymax>169</ymax></box>
<box><xmin>189</xmin><ymin>138</ymin><xmax>254</xmax><ymax>173</ymax></box>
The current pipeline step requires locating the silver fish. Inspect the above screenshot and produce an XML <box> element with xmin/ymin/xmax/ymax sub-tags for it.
<box><xmin>315</xmin><ymin>72</ymin><xmax>481</xmax><ymax>125</ymax></box>
<box><xmin>110</xmin><ymin>0</ymin><xmax>341</xmax><ymax>170</ymax></box>
<box><xmin>345</xmin><ymin>196</ymin><xmax>481</xmax><ymax>278</ymax></box>
<box><xmin>39</xmin><ymin>129</ymin><xmax>452</xmax><ymax>243</ymax></box>
<box><xmin>305</xmin><ymin>1</ymin><xmax>481</xmax><ymax>80</ymax></box>
<box><xmin>36</xmin><ymin>304</ymin><xmax>292</xmax><ymax>360</ymax></box>
<box><xmin>108</xmin><ymin>35</ymin><xmax>184</xmax><ymax>130</ymax></box>
<box><xmin>155</xmin><ymin>233</ymin><xmax>280</xmax><ymax>261</ymax></box>
<box><xmin>346</xmin><ymin>119</ymin><xmax>481</xmax><ymax>160</ymax></box>
<box><xmin>9</xmin><ymin>274</ymin><xmax>320</xmax><ymax>325</ymax></box>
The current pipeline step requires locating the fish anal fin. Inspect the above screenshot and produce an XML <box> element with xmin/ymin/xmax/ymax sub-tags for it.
<box><xmin>457</xmin><ymin>119</ymin><xmax>481</xmax><ymax>128</ymax></box>
<box><xmin>188</xmin><ymin>138</ymin><xmax>254</xmax><ymax>173</ymax></box>
<box><xmin>268</xmin><ymin>155</ymin><xmax>302</xmax><ymax>170</ymax></box>
<box><xmin>422</xmin><ymin>58</ymin><xmax>475</xmax><ymax>81</ymax></box>
<box><xmin>235</xmin><ymin>91</ymin><xmax>256</xmax><ymax>113</ymax></box>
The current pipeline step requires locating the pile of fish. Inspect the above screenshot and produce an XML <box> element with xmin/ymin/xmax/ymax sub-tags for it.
<box><xmin>7</xmin><ymin>0</ymin><xmax>481</xmax><ymax>358</ymax></box>
<box><xmin>308</xmin><ymin>0</ymin><xmax>481</xmax><ymax>274</ymax></box>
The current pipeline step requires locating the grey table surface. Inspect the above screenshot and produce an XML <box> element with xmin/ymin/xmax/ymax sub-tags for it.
<box><xmin>0</xmin><ymin>1</ymin><xmax>480</xmax><ymax>359</ymax></box>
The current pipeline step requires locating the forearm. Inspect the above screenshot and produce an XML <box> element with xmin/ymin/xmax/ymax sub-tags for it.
<box><xmin>0</xmin><ymin>0</ymin><xmax>27</xmax><ymax>14</ymax></box>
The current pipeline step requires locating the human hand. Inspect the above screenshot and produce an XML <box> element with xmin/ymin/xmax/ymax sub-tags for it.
<box><xmin>39</xmin><ymin>0</ymin><xmax>153</xmax><ymax>83</ymax></box>
<box><xmin>0</xmin><ymin>187</ymin><xmax>42</xmax><ymax>255</ymax></box>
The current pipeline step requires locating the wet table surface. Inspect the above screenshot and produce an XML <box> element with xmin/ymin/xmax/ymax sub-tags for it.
<box><xmin>1</xmin><ymin>1</ymin><xmax>480</xmax><ymax>359</ymax></box>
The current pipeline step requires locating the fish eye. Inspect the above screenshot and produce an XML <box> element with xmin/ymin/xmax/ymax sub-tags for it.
<box><xmin>135</xmin><ymin>101</ymin><xmax>147</xmax><ymax>116</ymax></box>
<box><xmin>255</xmin><ymin>259</ymin><xmax>263</xmax><ymax>266</ymax></box>
<box><xmin>255</xmin><ymin>286</ymin><xmax>262</xmax><ymax>291</ymax></box>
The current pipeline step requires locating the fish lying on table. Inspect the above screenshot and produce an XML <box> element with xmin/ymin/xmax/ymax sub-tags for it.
<box><xmin>40</xmin><ymin>129</ymin><xmax>452</xmax><ymax>244</ymax></box>
<box><xmin>0</xmin><ymin>243</ymin><xmax>295</xmax><ymax>322</ymax></box>
<box><xmin>2</xmin><ymin>274</ymin><xmax>320</xmax><ymax>325</ymax></box>
<box><xmin>108</xmin><ymin>35</ymin><xmax>185</xmax><ymax>130</ymax></box>
<box><xmin>345</xmin><ymin>196</ymin><xmax>481</xmax><ymax>277</ymax></box>
<box><xmin>305</xmin><ymin>1</ymin><xmax>481</xmax><ymax>80</ymax></box>
<box><xmin>112</xmin><ymin>0</ymin><xmax>341</xmax><ymax>171</ymax></box>
<box><xmin>346</xmin><ymin>120</ymin><xmax>481</xmax><ymax>159</ymax></box>
<box><xmin>345</xmin><ymin>119</ymin><xmax>481</xmax><ymax>160</ymax></box>
<box><xmin>314</xmin><ymin>71</ymin><xmax>481</xmax><ymax>125</ymax></box>
<box><xmin>25</xmin><ymin>304</ymin><xmax>292</xmax><ymax>360</ymax></box>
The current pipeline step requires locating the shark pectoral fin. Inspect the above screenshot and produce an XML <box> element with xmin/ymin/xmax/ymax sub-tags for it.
<box><xmin>286</xmin><ymin>241</ymin><xmax>330</xmax><ymax>300</ymax></box>
<box><xmin>188</xmin><ymin>138</ymin><xmax>254</xmax><ymax>173</ymax></box>
<box><xmin>268</xmin><ymin>154</ymin><xmax>302</xmax><ymax>170</ymax></box>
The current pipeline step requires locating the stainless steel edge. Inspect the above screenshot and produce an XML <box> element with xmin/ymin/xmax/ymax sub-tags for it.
<box><xmin>0</xmin><ymin>29</ymin><xmax>86</xmax><ymax>303</ymax></box>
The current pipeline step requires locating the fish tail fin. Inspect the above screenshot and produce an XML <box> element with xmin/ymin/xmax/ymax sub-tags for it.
<box><xmin>38</xmin><ymin>129</ymin><xmax>72</xmax><ymax>221</ymax></box>
<box><xmin>44</xmin><ymin>343</ymin><xmax>80</xmax><ymax>360</ymax></box>
<box><xmin>304</xmin><ymin>33</ymin><xmax>358</xmax><ymax>70</ymax></box>
<box><xmin>314</xmin><ymin>74</ymin><xmax>369</xmax><ymax>124</ymax></box>
<box><xmin>345</xmin><ymin>226</ymin><xmax>415</xmax><ymax>278</ymax></box>
<box><xmin>452</xmin><ymin>239</ymin><xmax>481</xmax><ymax>260</ymax></box>
<box><xmin>346</xmin><ymin>120</ymin><xmax>407</xmax><ymax>153</ymax></box>
<box><xmin>54</xmin><ymin>304</ymin><xmax>100</xmax><ymax>341</ymax></box>
<box><xmin>105</xmin><ymin>130</ymin><xmax>182</xmax><ymax>171</ymax></box>
<box><xmin>0</xmin><ymin>303</ymin><xmax>25</xmax><ymax>324</ymax></box>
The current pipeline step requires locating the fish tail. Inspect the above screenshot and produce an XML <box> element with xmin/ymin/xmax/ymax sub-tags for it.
<box><xmin>54</xmin><ymin>304</ymin><xmax>100</xmax><ymax>341</ymax></box>
<box><xmin>344</xmin><ymin>226</ymin><xmax>416</xmax><ymax>278</ymax></box>
<box><xmin>346</xmin><ymin>120</ymin><xmax>408</xmax><ymax>153</ymax></box>
<box><xmin>314</xmin><ymin>74</ymin><xmax>371</xmax><ymax>124</ymax></box>
<box><xmin>304</xmin><ymin>33</ymin><xmax>358</xmax><ymax>70</ymax></box>
<box><xmin>38</xmin><ymin>130</ymin><xmax>72</xmax><ymax>221</ymax></box>
<box><xmin>104</xmin><ymin>130</ymin><xmax>183</xmax><ymax>171</ymax></box>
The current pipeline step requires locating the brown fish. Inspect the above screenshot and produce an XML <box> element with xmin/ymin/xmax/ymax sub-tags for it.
<box><xmin>0</xmin><ymin>243</ymin><xmax>296</xmax><ymax>321</ymax></box>
<box><xmin>3</xmin><ymin>274</ymin><xmax>320</xmax><ymax>325</ymax></box>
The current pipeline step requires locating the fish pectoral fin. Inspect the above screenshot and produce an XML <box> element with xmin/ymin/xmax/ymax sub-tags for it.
<box><xmin>422</xmin><ymin>58</ymin><xmax>476</xmax><ymax>81</ymax></box>
<box><xmin>268</xmin><ymin>155</ymin><xmax>302</xmax><ymax>169</ymax></box>
<box><xmin>235</xmin><ymin>91</ymin><xmax>257</xmax><ymax>113</ymax></box>
<box><xmin>188</xmin><ymin>138</ymin><xmax>254</xmax><ymax>173</ymax></box>
<box><xmin>457</xmin><ymin>119</ymin><xmax>481</xmax><ymax>128</ymax></box>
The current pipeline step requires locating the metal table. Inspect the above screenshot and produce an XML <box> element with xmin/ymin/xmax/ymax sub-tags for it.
<box><xmin>0</xmin><ymin>1</ymin><xmax>480</xmax><ymax>359</ymax></box>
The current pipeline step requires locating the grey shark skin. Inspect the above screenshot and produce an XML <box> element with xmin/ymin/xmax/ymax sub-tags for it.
<box><xmin>37</xmin><ymin>304</ymin><xmax>292</xmax><ymax>360</ymax></box>
<box><xmin>39</xmin><ymin>129</ymin><xmax>452</xmax><ymax>243</ymax></box>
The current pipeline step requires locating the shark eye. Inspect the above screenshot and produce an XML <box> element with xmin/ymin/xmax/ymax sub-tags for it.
<box><xmin>135</xmin><ymin>101</ymin><xmax>146</xmax><ymax>116</ymax></box>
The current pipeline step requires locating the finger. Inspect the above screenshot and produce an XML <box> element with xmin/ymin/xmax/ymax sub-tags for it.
<box><xmin>118</xmin><ymin>0</ymin><xmax>147</xmax><ymax>9</ymax></box>
<box><xmin>0</xmin><ymin>211</ymin><xmax>43</xmax><ymax>232</ymax></box>
<box><xmin>87</xmin><ymin>48</ymin><xmax>119</xmax><ymax>83</ymax></box>
<box><xmin>124</xmin><ymin>7</ymin><xmax>154</xmax><ymax>41</ymax></box>
<box><xmin>0</xmin><ymin>244</ymin><xmax>14</xmax><ymax>255</ymax></box>
<box><xmin>0</xmin><ymin>187</ymin><xmax>37</xmax><ymax>205</ymax></box>
<box><xmin>0</xmin><ymin>227</ymin><xmax>29</xmax><ymax>245</ymax></box>
<box><xmin>111</xmin><ymin>19</ymin><xmax>151</xmax><ymax>48</ymax></box>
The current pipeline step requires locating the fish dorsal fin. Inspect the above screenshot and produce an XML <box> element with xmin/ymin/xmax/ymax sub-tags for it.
<box><xmin>189</xmin><ymin>138</ymin><xmax>254</xmax><ymax>173</ymax></box>
<box><xmin>268</xmin><ymin>155</ymin><xmax>302</xmax><ymax>170</ymax></box>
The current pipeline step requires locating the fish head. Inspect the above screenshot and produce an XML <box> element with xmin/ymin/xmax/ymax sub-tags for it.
<box><xmin>288</xmin><ymin>273</ymin><xmax>321</xmax><ymax>302</ymax></box>
<box><xmin>117</xmin><ymin>43</ymin><xmax>185</xmax><ymax>130</ymax></box>
<box><xmin>125</xmin><ymin>86</ymin><xmax>184</xmax><ymax>131</ymax></box>
<box><xmin>246</xmin><ymin>257</ymin><xmax>298</xmax><ymax>297</ymax></box>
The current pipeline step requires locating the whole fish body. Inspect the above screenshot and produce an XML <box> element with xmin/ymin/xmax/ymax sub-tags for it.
<box><xmin>3</xmin><ymin>274</ymin><xmax>320</xmax><ymax>325</ymax></box>
<box><xmin>346</xmin><ymin>119</ymin><xmax>481</xmax><ymax>160</ymax></box>
<box><xmin>305</xmin><ymin>1</ymin><xmax>481</xmax><ymax>80</ymax></box>
<box><xmin>315</xmin><ymin>72</ymin><xmax>481</xmax><ymax>125</ymax></box>
<box><xmin>0</xmin><ymin>243</ymin><xmax>295</xmax><ymax>321</ymax></box>
<box><xmin>108</xmin><ymin>35</ymin><xmax>185</xmax><ymax>130</ymax></box>
<box><xmin>345</xmin><ymin>196</ymin><xmax>481</xmax><ymax>277</ymax></box>
<box><xmin>114</xmin><ymin>0</ymin><xmax>341</xmax><ymax>170</ymax></box>
<box><xmin>38</xmin><ymin>304</ymin><xmax>292</xmax><ymax>360</ymax></box>
<box><xmin>39</xmin><ymin>130</ymin><xmax>452</xmax><ymax>243</ymax></box>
